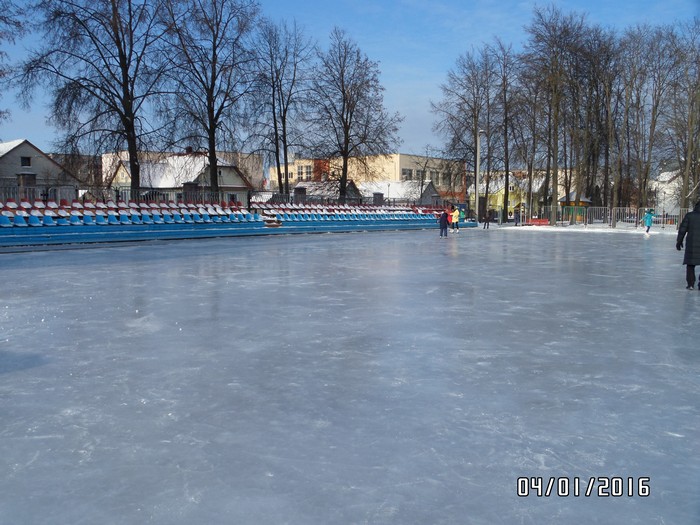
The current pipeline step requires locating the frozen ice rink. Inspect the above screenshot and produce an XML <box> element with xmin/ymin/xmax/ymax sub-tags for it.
<box><xmin>1</xmin><ymin>225</ymin><xmax>698</xmax><ymax>524</ymax></box>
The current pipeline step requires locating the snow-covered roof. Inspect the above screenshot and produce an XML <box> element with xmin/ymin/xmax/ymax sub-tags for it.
<box><xmin>357</xmin><ymin>180</ymin><xmax>434</xmax><ymax>199</ymax></box>
<box><xmin>0</xmin><ymin>139</ymin><xmax>29</xmax><ymax>157</ymax></box>
<box><xmin>294</xmin><ymin>181</ymin><xmax>360</xmax><ymax>198</ymax></box>
<box><xmin>137</xmin><ymin>154</ymin><xmax>234</xmax><ymax>188</ymax></box>
<box><xmin>656</xmin><ymin>170</ymin><xmax>681</xmax><ymax>184</ymax></box>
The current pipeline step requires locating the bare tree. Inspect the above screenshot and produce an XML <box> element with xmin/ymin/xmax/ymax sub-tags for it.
<box><xmin>0</xmin><ymin>0</ymin><xmax>24</xmax><ymax>123</ymax></box>
<box><xmin>432</xmin><ymin>47</ymin><xmax>491</xmax><ymax>215</ymax></box>
<box><xmin>22</xmin><ymin>0</ymin><xmax>166</xmax><ymax>191</ymax></box>
<box><xmin>524</xmin><ymin>6</ymin><xmax>586</xmax><ymax>224</ymax></box>
<box><xmin>589</xmin><ymin>26</ymin><xmax>621</xmax><ymax>209</ymax></box>
<box><xmin>668</xmin><ymin>20</ymin><xmax>700</xmax><ymax>209</ymax></box>
<box><xmin>304</xmin><ymin>28</ymin><xmax>402</xmax><ymax>202</ymax></box>
<box><xmin>511</xmin><ymin>63</ymin><xmax>548</xmax><ymax>217</ymax></box>
<box><xmin>489</xmin><ymin>38</ymin><xmax>517</xmax><ymax>221</ymax></box>
<box><xmin>161</xmin><ymin>0</ymin><xmax>259</xmax><ymax>194</ymax></box>
<box><xmin>253</xmin><ymin>18</ymin><xmax>313</xmax><ymax>195</ymax></box>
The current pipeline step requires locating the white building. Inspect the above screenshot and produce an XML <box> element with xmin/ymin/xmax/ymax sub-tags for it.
<box><xmin>649</xmin><ymin>170</ymin><xmax>683</xmax><ymax>215</ymax></box>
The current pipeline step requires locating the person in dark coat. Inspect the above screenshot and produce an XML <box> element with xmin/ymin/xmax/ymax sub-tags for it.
<box><xmin>438</xmin><ymin>209</ymin><xmax>449</xmax><ymax>238</ymax></box>
<box><xmin>676</xmin><ymin>200</ymin><xmax>700</xmax><ymax>289</ymax></box>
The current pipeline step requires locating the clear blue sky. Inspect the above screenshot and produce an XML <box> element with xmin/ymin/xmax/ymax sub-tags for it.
<box><xmin>1</xmin><ymin>0</ymin><xmax>698</xmax><ymax>154</ymax></box>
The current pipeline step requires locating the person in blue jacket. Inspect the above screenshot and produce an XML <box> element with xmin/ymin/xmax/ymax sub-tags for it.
<box><xmin>642</xmin><ymin>209</ymin><xmax>656</xmax><ymax>234</ymax></box>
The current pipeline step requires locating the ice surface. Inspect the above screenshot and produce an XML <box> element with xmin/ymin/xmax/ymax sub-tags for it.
<box><xmin>1</xmin><ymin>226</ymin><xmax>698</xmax><ymax>524</ymax></box>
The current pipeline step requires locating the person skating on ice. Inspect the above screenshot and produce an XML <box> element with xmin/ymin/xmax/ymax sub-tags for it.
<box><xmin>642</xmin><ymin>208</ymin><xmax>656</xmax><ymax>235</ymax></box>
<box><xmin>451</xmin><ymin>205</ymin><xmax>460</xmax><ymax>233</ymax></box>
<box><xmin>438</xmin><ymin>208</ymin><xmax>449</xmax><ymax>238</ymax></box>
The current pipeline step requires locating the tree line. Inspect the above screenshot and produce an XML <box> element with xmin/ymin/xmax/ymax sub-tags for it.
<box><xmin>434</xmin><ymin>6</ymin><xmax>699</xmax><ymax>219</ymax></box>
<box><xmin>0</xmin><ymin>0</ymin><xmax>401</xmax><ymax>200</ymax></box>
<box><xmin>0</xmin><ymin>2</ymin><xmax>697</xmax><ymax>210</ymax></box>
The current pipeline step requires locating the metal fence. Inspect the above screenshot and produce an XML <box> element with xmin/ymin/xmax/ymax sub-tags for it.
<box><xmin>521</xmin><ymin>206</ymin><xmax>688</xmax><ymax>230</ymax></box>
<box><xmin>112</xmin><ymin>187</ymin><xmax>246</xmax><ymax>206</ymax></box>
<box><xmin>586</xmin><ymin>207</ymin><xmax>610</xmax><ymax>226</ymax></box>
<box><xmin>1</xmin><ymin>185</ymin><xmax>249</xmax><ymax>207</ymax></box>
<box><xmin>1</xmin><ymin>185</ymin><xmax>79</xmax><ymax>205</ymax></box>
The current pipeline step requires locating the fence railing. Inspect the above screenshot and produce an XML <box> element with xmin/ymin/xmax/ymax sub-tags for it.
<box><xmin>1</xmin><ymin>185</ymin><xmax>80</xmax><ymax>205</ymax></box>
<box><xmin>520</xmin><ymin>206</ymin><xmax>687</xmax><ymax>230</ymax></box>
<box><xmin>112</xmin><ymin>187</ymin><xmax>246</xmax><ymax>206</ymax></box>
<box><xmin>1</xmin><ymin>185</ymin><xmax>248</xmax><ymax>207</ymax></box>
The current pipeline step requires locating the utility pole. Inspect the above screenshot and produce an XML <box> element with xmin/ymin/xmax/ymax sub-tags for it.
<box><xmin>475</xmin><ymin>130</ymin><xmax>485</xmax><ymax>223</ymax></box>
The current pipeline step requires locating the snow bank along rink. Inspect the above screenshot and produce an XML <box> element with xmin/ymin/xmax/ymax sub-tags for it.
<box><xmin>0</xmin><ymin>225</ymin><xmax>698</xmax><ymax>525</ymax></box>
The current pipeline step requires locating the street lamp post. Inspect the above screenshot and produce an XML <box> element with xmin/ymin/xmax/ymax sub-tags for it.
<box><xmin>662</xmin><ymin>190</ymin><xmax>665</xmax><ymax>229</ymax></box>
<box><xmin>475</xmin><ymin>130</ymin><xmax>485</xmax><ymax>224</ymax></box>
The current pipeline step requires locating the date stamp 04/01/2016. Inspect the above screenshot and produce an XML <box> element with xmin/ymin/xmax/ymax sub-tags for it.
<box><xmin>517</xmin><ymin>476</ymin><xmax>651</xmax><ymax>498</ymax></box>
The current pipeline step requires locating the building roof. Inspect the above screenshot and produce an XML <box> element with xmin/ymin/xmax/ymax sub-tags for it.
<box><xmin>656</xmin><ymin>170</ymin><xmax>681</xmax><ymax>184</ymax></box>
<box><xmin>0</xmin><ymin>139</ymin><xmax>70</xmax><ymax>177</ymax></box>
<box><xmin>294</xmin><ymin>180</ymin><xmax>361</xmax><ymax>198</ymax></box>
<box><xmin>0</xmin><ymin>139</ymin><xmax>27</xmax><ymax>157</ymax></box>
<box><xmin>357</xmin><ymin>180</ymin><xmax>436</xmax><ymax>200</ymax></box>
<box><xmin>126</xmin><ymin>153</ymin><xmax>246</xmax><ymax>188</ymax></box>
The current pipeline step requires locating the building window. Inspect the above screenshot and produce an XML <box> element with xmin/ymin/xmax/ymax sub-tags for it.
<box><xmin>429</xmin><ymin>170</ymin><xmax>439</xmax><ymax>183</ymax></box>
<box><xmin>305</xmin><ymin>165</ymin><xmax>312</xmax><ymax>181</ymax></box>
<box><xmin>415</xmin><ymin>169</ymin><xmax>426</xmax><ymax>181</ymax></box>
<box><xmin>401</xmin><ymin>168</ymin><xmax>413</xmax><ymax>181</ymax></box>
<box><xmin>21</xmin><ymin>156</ymin><xmax>31</xmax><ymax>167</ymax></box>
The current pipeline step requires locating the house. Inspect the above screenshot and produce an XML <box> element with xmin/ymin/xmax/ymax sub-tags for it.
<box><xmin>649</xmin><ymin>170</ymin><xmax>683</xmax><ymax>215</ymax></box>
<box><xmin>104</xmin><ymin>149</ymin><xmax>259</xmax><ymax>204</ymax></box>
<box><xmin>357</xmin><ymin>180</ymin><xmax>440</xmax><ymax>205</ymax></box>
<box><xmin>103</xmin><ymin>149</ymin><xmax>264</xmax><ymax>191</ymax></box>
<box><xmin>292</xmin><ymin>180</ymin><xmax>362</xmax><ymax>203</ymax></box>
<box><xmin>0</xmin><ymin>139</ymin><xmax>75</xmax><ymax>202</ymax></box>
<box><xmin>477</xmin><ymin>172</ymin><xmax>539</xmax><ymax>219</ymax></box>
<box><xmin>557</xmin><ymin>192</ymin><xmax>592</xmax><ymax>207</ymax></box>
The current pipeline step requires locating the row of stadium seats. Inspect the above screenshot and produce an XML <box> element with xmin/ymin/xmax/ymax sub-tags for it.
<box><xmin>0</xmin><ymin>199</ymin><xmax>259</xmax><ymax>227</ymax></box>
<box><xmin>1</xmin><ymin>198</ymin><xmax>437</xmax><ymax>228</ymax></box>
<box><xmin>252</xmin><ymin>203</ymin><xmax>438</xmax><ymax>224</ymax></box>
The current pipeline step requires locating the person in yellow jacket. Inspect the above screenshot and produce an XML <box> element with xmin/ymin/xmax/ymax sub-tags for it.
<box><xmin>451</xmin><ymin>205</ymin><xmax>460</xmax><ymax>233</ymax></box>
